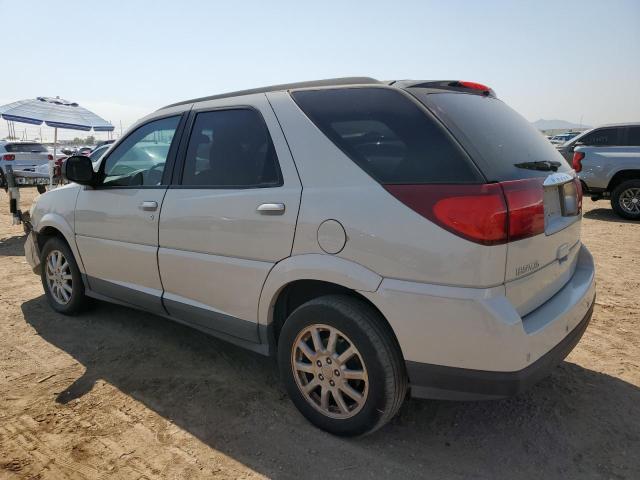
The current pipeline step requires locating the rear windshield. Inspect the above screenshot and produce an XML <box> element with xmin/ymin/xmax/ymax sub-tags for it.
<box><xmin>4</xmin><ymin>143</ymin><xmax>48</xmax><ymax>153</ymax></box>
<box><xmin>291</xmin><ymin>88</ymin><xmax>482</xmax><ymax>184</ymax></box>
<box><xmin>411</xmin><ymin>91</ymin><xmax>572</xmax><ymax>181</ymax></box>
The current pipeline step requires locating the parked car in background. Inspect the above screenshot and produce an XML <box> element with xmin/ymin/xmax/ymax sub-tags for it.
<box><xmin>0</xmin><ymin>141</ymin><xmax>53</xmax><ymax>193</ymax></box>
<box><xmin>571</xmin><ymin>123</ymin><xmax>640</xmax><ymax>219</ymax></box>
<box><xmin>549</xmin><ymin>132</ymin><xmax>580</xmax><ymax>145</ymax></box>
<box><xmin>88</xmin><ymin>143</ymin><xmax>111</xmax><ymax>170</ymax></box>
<box><xmin>557</xmin><ymin>123</ymin><xmax>639</xmax><ymax>162</ymax></box>
<box><xmin>25</xmin><ymin>77</ymin><xmax>595</xmax><ymax>436</ymax></box>
<box><xmin>77</xmin><ymin>147</ymin><xmax>93</xmax><ymax>156</ymax></box>
<box><xmin>94</xmin><ymin>139</ymin><xmax>115</xmax><ymax>149</ymax></box>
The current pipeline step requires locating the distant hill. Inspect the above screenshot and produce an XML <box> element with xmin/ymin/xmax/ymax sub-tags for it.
<box><xmin>532</xmin><ymin>119</ymin><xmax>590</xmax><ymax>131</ymax></box>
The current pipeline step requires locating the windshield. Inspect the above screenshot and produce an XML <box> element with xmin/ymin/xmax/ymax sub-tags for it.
<box><xmin>410</xmin><ymin>91</ymin><xmax>573</xmax><ymax>181</ymax></box>
<box><xmin>4</xmin><ymin>143</ymin><xmax>48</xmax><ymax>153</ymax></box>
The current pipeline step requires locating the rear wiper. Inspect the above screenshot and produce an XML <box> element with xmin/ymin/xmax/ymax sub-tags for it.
<box><xmin>514</xmin><ymin>160</ymin><xmax>561</xmax><ymax>172</ymax></box>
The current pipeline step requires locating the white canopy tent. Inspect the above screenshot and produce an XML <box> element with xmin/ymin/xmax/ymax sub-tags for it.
<box><xmin>0</xmin><ymin>96</ymin><xmax>115</xmax><ymax>186</ymax></box>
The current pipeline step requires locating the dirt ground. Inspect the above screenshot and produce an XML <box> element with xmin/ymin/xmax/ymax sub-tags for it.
<box><xmin>0</xmin><ymin>188</ymin><xmax>638</xmax><ymax>480</ymax></box>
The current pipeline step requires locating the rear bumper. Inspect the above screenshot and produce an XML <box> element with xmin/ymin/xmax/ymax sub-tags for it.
<box><xmin>361</xmin><ymin>244</ymin><xmax>596</xmax><ymax>400</ymax></box>
<box><xmin>406</xmin><ymin>300</ymin><xmax>593</xmax><ymax>400</ymax></box>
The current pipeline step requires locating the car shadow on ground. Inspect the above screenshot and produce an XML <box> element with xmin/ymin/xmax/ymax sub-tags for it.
<box><xmin>583</xmin><ymin>207</ymin><xmax>638</xmax><ymax>224</ymax></box>
<box><xmin>21</xmin><ymin>296</ymin><xmax>639</xmax><ymax>479</ymax></box>
<box><xmin>0</xmin><ymin>234</ymin><xmax>26</xmax><ymax>257</ymax></box>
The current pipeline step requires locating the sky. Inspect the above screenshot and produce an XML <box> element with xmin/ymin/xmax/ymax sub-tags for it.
<box><xmin>0</xmin><ymin>0</ymin><xmax>638</xmax><ymax>141</ymax></box>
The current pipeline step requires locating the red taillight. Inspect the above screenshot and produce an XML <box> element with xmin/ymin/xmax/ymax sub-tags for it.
<box><xmin>459</xmin><ymin>81</ymin><xmax>491</xmax><ymax>92</ymax></box>
<box><xmin>384</xmin><ymin>184</ymin><xmax>508</xmax><ymax>245</ymax></box>
<box><xmin>500</xmin><ymin>178</ymin><xmax>545</xmax><ymax>241</ymax></box>
<box><xmin>385</xmin><ymin>179</ymin><xmax>546</xmax><ymax>245</ymax></box>
<box><xmin>48</xmin><ymin>154</ymin><xmax>53</xmax><ymax>160</ymax></box>
<box><xmin>3</xmin><ymin>154</ymin><xmax>15</xmax><ymax>161</ymax></box>
<box><xmin>572</xmin><ymin>151</ymin><xmax>584</xmax><ymax>172</ymax></box>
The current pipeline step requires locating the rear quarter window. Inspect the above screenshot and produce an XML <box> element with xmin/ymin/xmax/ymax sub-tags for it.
<box><xmin>291</xmin><ymin>88</ymin><xmax>482</xmax><ymax>184</ymax></box>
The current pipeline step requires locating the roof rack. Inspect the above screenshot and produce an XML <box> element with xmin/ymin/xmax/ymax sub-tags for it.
<box><xmin>159</xmin><ymin>77</ymin><xmax>381</xmax><ymax>110</ymax></box>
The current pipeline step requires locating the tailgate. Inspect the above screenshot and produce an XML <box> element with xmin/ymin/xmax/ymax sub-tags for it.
<box><xmin>506</xmin><ymin>173</ymin><xmax>583</xmax><ymax>316</ymax></box>
<box><xmin>11</xmin><ymin>152</ymin><xmax>51</xmax><ymax>170</ymax></box>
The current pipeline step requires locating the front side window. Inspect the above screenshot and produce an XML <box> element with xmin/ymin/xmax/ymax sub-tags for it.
<box><xmin>101</xmin><ymin>116</ymin><xmax>180</xmax><ymax>187</ymax></box>
<box><xmin>181</xmin><ymin>109</ymin><xmax>282</xmax><ymax>187</ymax></box>
<box><xmin>579</xmin><ymin>128</ymin><xmax>621</xmax><ymax>147</ymax></box>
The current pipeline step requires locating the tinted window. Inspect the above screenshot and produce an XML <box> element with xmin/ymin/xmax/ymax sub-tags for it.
<box><xmin>579</xmin><ymin>128</ymin><xmax>621</xmax><ymax>146</ymax></box>
<box><xmin>413</xmin><ymin>91</ymin><xmax>572</xmax><ymax>181</ymax></box>
<box><xmin>625</xmin><ymin>126</ymin><xmax>640</xmax><ymax>146</ymax></box>
<box><xmin>89</xmin><ymin>145</ymin><xmax>108</xmax><ymax>161</ymax></box>
<box><xmin>181</xmin><ymin>109</ymin><xmax>281</xmax><ymax>187</ymax></box>
<box><xmin>292</xmin><ymin>88</ymin><xmax>481</xmax><ymax>184</ymax></box>
<box><xmin>101</xmin><ymin>116</ymin><xmax>179</xmax><ymax>187</ymax></box>
<box><xmin>4</xmin><ymin>143</ymin><xmax>47</xmax><ymax>153</ymax></box>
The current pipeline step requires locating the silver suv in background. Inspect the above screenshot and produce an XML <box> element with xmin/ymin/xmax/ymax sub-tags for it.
<box><xmin>560</xmin><ymin>123</ymin><xmax>640</xmax><ymax>219</ymax></box>
<box><xmin>0</xmin><ymin>141</ymin><xmax>53</xmax><ymax>193</ymax></box>
<box><xmin>25</xmin><ymin>78</ymin><xmax>596</xmax><ymax>436</ymax></box>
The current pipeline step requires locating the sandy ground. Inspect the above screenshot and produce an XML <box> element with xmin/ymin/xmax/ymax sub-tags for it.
<box><xmin>0</xmin><ymin>188</ymin><xmax>638</xmax><ymax>480</ymax></box>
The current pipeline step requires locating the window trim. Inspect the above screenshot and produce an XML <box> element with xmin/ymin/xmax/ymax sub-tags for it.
<box><xmin>94</xmin><ymin>112</ymin><xmax>188</xmax><ymax>190</ymax></box>
<box><xmin>169</xmin><ymin>105</ymin><xmax>284</xmax><ymax>190</ymax></box>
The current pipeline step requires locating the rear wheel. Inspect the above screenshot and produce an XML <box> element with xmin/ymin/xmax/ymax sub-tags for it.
<box><xmin>40</xmin><ymin>236</ymin><xmax>89</xmax><ymax>314</ymax></box>
<box><xmin>611</xmin><ymin>179</ymin><xmax>640</xmax><ymax>220</ymax></box>
<box><xmin>278</xmin><ymin>295</ymin><xmax>407</xmax><ymax>436</ymax></box>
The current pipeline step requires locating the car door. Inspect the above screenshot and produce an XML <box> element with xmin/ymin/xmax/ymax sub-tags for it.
<box><xmin>74</xmin><ymin>112</ymin><xmax>186</xmax><ymax>315</ymax></box>
<box><xmin>158</xmin><ymin>94</ymin><xmax>301</xmax><ymax>343</ymax></box>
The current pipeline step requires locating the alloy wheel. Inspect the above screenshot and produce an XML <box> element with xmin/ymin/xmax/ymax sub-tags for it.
<box><xmin>619</xmin><ymin>187</ymin><xmax>640</xmax><ymax>215</ymax></box>
<box><xmin>291</xmin><ymin>324</ymin><xmax>369</xmax><ymax>419</ymax></box>
<box><xmin>45</xmin><ymin>249</ymin><xmax>73</xmax><ymax>305</ymax></box>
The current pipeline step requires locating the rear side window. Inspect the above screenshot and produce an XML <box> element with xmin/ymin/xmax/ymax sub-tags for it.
<box><xmin>181</xmin><ymin>109</ymin><xmax>282</xmax><ymax>188</ymax></box>
<box><xmin>579</xmin><ymin>128</ymin><xmax>622</xmax><ymax>146</ymax></box>
<box><xmin>4</xmin><ymin>143</ymin><xmax>47</xmax><ymax>153</ymax></box>
<box><xmin>412</xmin><ymin>91</ymin><xmax>572</xmax><ymax>181</ymax></box>
<box><xmin>625</xmin><ymin>126</ymin><xmax>640</xmax><ymax>146</ymax></box>
<box><xmin>291</xmin><ymin>88</ymin><xmax>482</xmax><ymax>184</ymax></box>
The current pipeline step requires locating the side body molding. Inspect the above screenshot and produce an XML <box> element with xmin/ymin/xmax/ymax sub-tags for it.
<box><xmin>258</xmin><ymin>254</ymin><xmax>383</xmax><ymax>327</ymax></box>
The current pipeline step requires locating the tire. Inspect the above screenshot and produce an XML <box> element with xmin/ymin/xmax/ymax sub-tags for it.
<box><xmin>611</xmin><ymin>179</ymin><xmax>640</xmax><ymax>220</ymax></box>
<box><xmin>278</xmin><ymin>294</ymin><xmax>407</xmax><ymax>436</ymax></box>
<box><xmin>37</xmin><ymin>184</ymin><xmax>47</xmax><ymax>194</ymax></box>
<box><xmin>40</xmin><ymin>236</ymin><xmax>89</xmax><ymax>315</ymax></box>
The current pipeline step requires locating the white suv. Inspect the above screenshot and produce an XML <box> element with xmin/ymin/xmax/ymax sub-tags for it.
<box><xmin>25</xmin><ymin>78</ymin><xmax>596</xmax><ymax>436</ymax></box>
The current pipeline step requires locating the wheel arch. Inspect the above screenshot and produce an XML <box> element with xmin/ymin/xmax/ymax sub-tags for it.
<box><xmin>258</xmin><ymin>255</ymin><xmax>403</xmax><ymax>356</ymax></box>
<box><xmin>607</xmin><ymin>169</ymin><xmax>640</xmax><ymax>191</ymax></box>
<box><xmin>35</xmin><ymin>214</ymin><xmax>86</xmax><ymax>275</ymax></box>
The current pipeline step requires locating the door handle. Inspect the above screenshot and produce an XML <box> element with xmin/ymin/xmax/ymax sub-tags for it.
<box><xmin>139</xmin><ymin>201</ymin><xmax>158</xmax><ymax>211</ymax></box>
<box><xmin>256</xmin><ymin>203</ymin><xmax>285</xmax><ymax>215</ymax></box>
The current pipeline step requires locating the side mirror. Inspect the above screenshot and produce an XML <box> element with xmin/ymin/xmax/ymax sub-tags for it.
<box><xmin>64</xmin><ymin>155</ymin><xmax>96</xmax><ymax>186</ymax></box>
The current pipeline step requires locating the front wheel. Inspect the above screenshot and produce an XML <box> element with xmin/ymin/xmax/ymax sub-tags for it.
<box><xmin>278</xmin><ymin>295</ymin><xmax>407</xmax><ymax>436</ymax></box>
<box><xmin>40</xmin><ymin>236</ymin><xmax>89</xmax><ymax>314</ymax></box>
<box><xmin>37</xmin><ymin>184</ymin><xmax>47</xmax><ymax>194</ymax></box>
<box><xmin>611</xmin><ymin>179</ymin><xmax>640</xmax><ymax>220</ymax></box>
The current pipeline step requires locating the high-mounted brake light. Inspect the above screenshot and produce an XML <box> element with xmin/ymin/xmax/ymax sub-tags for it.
<box><xmin>458</xmin><ymin>81</ymin><xmax>492</xmax><ymax>93</ymax></box>
<box><xmin>385</xmin><ymin>178</ymin><xmax>547</xmax><ymax>245</ymax></box>
<box><xmin>3</xmin><ymin>154</ymin><xmax>15</xmax><ymax>161</ymax></box>
<box><xmin>572</xmin><ymin>151</ymin><xmax>584</xmax><ymax>172</ymax></box>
